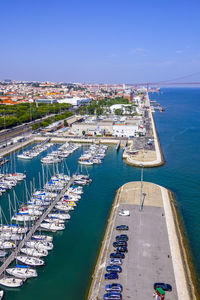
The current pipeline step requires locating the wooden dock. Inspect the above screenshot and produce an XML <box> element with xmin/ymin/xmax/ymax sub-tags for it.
<box><xmin>0</xmin><ymin>179</ymin><xmax>73</xmax><ymax>276</ymax></box>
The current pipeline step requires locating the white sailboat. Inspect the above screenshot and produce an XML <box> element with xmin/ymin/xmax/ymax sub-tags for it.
<box><xmin>0</xmin><ymin>233</ymin><xmax>23</xmax><ymax>241</ymax></box>
<box><xmin>20</xmin><ymin>247</ymin><xmax>48</xmax><ymax>258</ymax></box>
<box><xmin>44</xmin><ymin>218</ymin><xmax>65</xmax><ymax>224</ymax></box>
<box><xmin>48</xmin><ymin>213</ymin><xmax>71</xmax><ymax>220</ymax></box>
<box><xmin>26</xmin><ymin>240</ymin><xmax>53</xmax><ymax>251</ymax></box>
<box><xmin>0</xmin><ymin>241</ymin><xmax>16</xmax><ymax>250</ymax></box>
<box><xmin>32</xmin><ymin>234</ymin><xmax>53</xmax><ymax>242</ymax></box>
<box><xmin>40</xmin><ymin>222</ymin><xmax>65</xmax><ymax>232</ymax></box>
<box><xmin>0</xmin><ymin>277</ymin><xmax>23</xmax><ymax>288</ymax></box>
<box><xmin>16</xmin><ymin>255</ymin><xmax>44</xmax><ymax>267</ymax></box>
<box><xmin>54</xmin><ymin>204</ymin><xmax>72</xmax><ymax>212</ymax></box>
<box><xmin>11</xmin><ymin>214</ymin><xmax>37</xmax><ymax>222</ymax></box>
<box><xmin>6</xmin><ymin>266</ymin><xmax>38</xmax><ymax>279</ymax></box>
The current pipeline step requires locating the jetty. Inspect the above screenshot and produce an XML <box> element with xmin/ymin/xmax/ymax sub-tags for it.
<box><xmin>0</xmin><ymin>179</ymin><xmax>73</xmax><ymax>277</ymax></box>
<box><xmin>88</xmin><ymin>181</ymin><xmax>197</xmax><ymax>300</ymax></box>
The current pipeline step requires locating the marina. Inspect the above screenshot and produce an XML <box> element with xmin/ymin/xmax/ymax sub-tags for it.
<box><xmin>17</xmin><ymin>139</ymin><xmax>52</xmax><ymax>160</ymax></box>
<box><xmin>0</xmin><ymin>140</ymin><xmax>108</xmax><ymax>298</ymax></box>
<box><xmin>0</xmin><ymin>88</ymin><xmax>198</xmax><ymax>300</ymax></box>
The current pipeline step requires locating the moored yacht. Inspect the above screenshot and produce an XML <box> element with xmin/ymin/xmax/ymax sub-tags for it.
<box><xmin>0</xmin><ymin>277</ymin><xmax>24</xmax><ymax>288</ymax></box>
<box><xmin>6</xmin><ymin>266</ymin><xmax>38</xmax><ymax>279</ymax></box>
<box><xmin>17</xmin><ymin>255</ymin><xmax>44</xmax><ymax>267</ymax></box>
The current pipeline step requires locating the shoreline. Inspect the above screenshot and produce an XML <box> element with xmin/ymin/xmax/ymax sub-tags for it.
<box><xmin>87</xmin><ymin>181</ymin><xmax>197</xmax><ymax>300</ymax></box>
<box><xmin>0</xmin><ymin>135</ymin><xmax>131</xmax><ymax>158</ymax></box>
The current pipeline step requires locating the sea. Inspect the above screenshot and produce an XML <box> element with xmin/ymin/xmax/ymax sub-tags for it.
<box><xmin>0</xmin><ymin>87</ymin><xmax>200</xmax><ymax>299</ymax></box>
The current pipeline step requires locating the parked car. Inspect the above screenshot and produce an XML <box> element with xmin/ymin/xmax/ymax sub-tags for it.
<box><xmin>116</xmin><ymin>246</ymin><xmax>128</xmax><ymax>253</ymax></box>
<box><xmin>113</xmin><ymin>241</ymin><xmax>127</xmax><ymax>247</ymax></box>
<box><xmin>105</xmin><ymin>283</ymin><xmax>123</xmax><ymax>293</ymax></box>
<box><xmin>110</xmin><ymin>252</ymin><xmax>125</xmax><ymax>259</ymax></box>
<box><xmin>116</xmin><ymin>235</ymin><xmax>129</xmax><ymax>241</ymax></box>
<box><xmin>154</xmin><ymin>283</ymin><xmax>172</xmax><ymax>292</ymax></box>
<box><xmin>109</xmin><ymin>258</ymin><xmax>122</xmax><ymax>265</ymax></box>
<box><xmin>104</xmin><ymin>292</ymin><xmax>122</xmax><ymax>300</ymax></box>
<box><xmin>106</xmin><ymin>265</ymin><xmax>122</xmax><ymax>273</ymax></box>
<box><xmin>118</xmin><ymin>209</ymin><xmax>130</xmax><ymax>216</ymax></box>
<box><xmin>105</xmin><ymin>272</ymin><xmax>118</xmax><ymax>280</ymax></box>
<box><xmin>116</xmin><ymin>225</ymin><xmax>129</xmax><ymax>231</ymax></box>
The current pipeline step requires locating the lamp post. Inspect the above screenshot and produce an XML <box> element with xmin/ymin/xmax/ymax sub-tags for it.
<box><xmin>139</xmin><ymin>163</ymin><xmax>144</xmax><ymax>211</ymax></box>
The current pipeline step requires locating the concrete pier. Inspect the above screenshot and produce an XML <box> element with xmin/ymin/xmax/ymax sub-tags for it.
<box><xmin>123</xmin><ymin>93</ymin><xmax>165</xmax><ymax>167</ymax></box>
<box><xmin>88</xmin><ymin>182</ymin><xmax>196</xmax><ymax>300</ymax></box>
<box><xmin>0</xmin><ymin>179</ymin><xmax>73</xmax><ymax>276</ymax></box>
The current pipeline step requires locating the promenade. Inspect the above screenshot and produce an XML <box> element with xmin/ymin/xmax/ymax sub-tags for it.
<box><xmin>88</xmin><ymin>182</ymin><xmax>196</xmax><ymax>300</ymax></box>
<box><xmin>123</xmin><ymin>93</ymin><xmax>164</xmax><ymax>167</ymax></box>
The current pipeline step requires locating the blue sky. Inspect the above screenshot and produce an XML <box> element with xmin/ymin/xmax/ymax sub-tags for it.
<box><xmin>0</xmin><ymin>0</ymin><xmax>200</xmax><ymax>83</ymax></box>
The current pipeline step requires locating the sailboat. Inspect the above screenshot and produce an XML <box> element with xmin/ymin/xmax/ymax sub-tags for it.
<box><xmin>16</xmin><ymin>255</ymin><xmax>44</xmax><ymax>267</ymax></box>
<box><xmin>26</xmin><ymin>240</ymin><xmax>53</xmax><ymax>251</ymax></box>
<box><xmin>40</xmin><ymin>222</ymin><xmax>65</xmax><ymax>232</ymax></box>
<box><xmin>20</xmin><ymin>247</ymin><xmax>48</xmax><ymax>258</ymax></box>
<box><xmin>32</xmin><ymin>234</ymin><xmax>53</xmax><ymax>242</ymax></box>
<box><xmin>48</xmin><ymin>213</ymin><xmax>71</xmax><ymax>220</ymax></box>
<box><xmin>6</xmin><ymin>265</ymin><xmax>38</xmax><ymax>279</ymax></box>
<box><xmin>0</xmin><ymin>277</ymin><xmax>24</xmax><ymax>288</ymax></box>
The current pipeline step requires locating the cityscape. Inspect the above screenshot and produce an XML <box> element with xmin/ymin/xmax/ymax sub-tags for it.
<box><xmin>0</xmin><ymin>1</ymin><xmax>200</xmax><ymax>300</ymax></box>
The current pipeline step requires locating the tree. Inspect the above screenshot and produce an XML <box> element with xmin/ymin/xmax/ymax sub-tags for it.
<box><xmin>82</xmin><ymin>130</ymin><xmax>86</xmax><ymax>136</ymax></box>
<box><xmin>115</xmin><ymin>109</ymin><xmax>123</xmax><ymax>115</ymax></box>
<box><xmin>96</xmin><ymin>107</ymin><xmax>103</xmax><ymax>116</ymax></box>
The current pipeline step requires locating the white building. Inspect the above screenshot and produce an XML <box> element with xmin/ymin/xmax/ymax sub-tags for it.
<box><xmin>57</xmin><ymin>97</ymin><xmax>90</xmax><ymax>106</ymax></box>
<box><xmin>109</xmin><ymin>104</ymin><xmax>136</xmax><ymax>115</ymax></box>
<box><xmin>113</xmin><ymin>124</ymin><xmax>138</xmax><ymax>137</ymax></box>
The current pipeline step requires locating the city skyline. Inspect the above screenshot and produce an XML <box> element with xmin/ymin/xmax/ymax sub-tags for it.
<box><xmin>1</xmin><ymin>0</ymin><xmax>200</xmax><ymax>83</ymax></box>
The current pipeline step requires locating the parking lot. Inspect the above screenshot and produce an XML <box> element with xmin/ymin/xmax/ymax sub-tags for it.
<box><xmin>134</xmin><ymin>108</ymin><xmax>155</xmax><ymax>153</ymax></box>
<box><xmin>96</xmin><ymin>182</ymin><xmax>178</xmax><ymax>300</ymax></box>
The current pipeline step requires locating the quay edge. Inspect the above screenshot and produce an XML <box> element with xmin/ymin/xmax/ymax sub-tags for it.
<box><xmin>123</xmin><ymin>92</ymin><xmax>165</xmax><ymax>168</ymax></box>
<box><xmin>168</xmin><ymin>190</ymin><xmax>200</xmax><ymax>300</ymax></box>
<box><xmin>87</xmin><ymin>181</ymin><xmax>197</xmax><ymax>300</ymax></box>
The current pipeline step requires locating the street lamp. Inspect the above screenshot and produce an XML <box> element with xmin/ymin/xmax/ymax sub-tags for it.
<box><xmin>139</xmin><ymin>163</ymin><xmax>144</xmax><ymax>211</ymax></box>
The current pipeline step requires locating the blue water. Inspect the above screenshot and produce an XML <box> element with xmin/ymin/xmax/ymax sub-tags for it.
<box><xmin>0</xmin><ymin>87</ymin><xmax>200</xmax><ymax>299</ymax></box>
<box><xmin>148</xmin><ymin>88</ymin><xmax>200</xmax><ymax>276</ymax></box>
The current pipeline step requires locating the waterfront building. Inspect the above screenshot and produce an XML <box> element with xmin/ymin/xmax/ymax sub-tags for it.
<box><xmin>70</xmin><ymin>116</ymin><xmax>145</xmax><ymax>137</ymax></box>
<box><xmin>57</xmin><ymin>97</ymin><xmax>91</xmax><ymax>106</ymax></box>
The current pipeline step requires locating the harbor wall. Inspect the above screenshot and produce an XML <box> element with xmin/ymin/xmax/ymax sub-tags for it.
<box><xmin>168</xmin><ymin>190</ymin><xmax>200</xmax><ymax>300</ymax></box>
<box><xmin>87</xmin><ymin>181</ymin><xmax>197</xmax><ymax>300</ymax></box>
